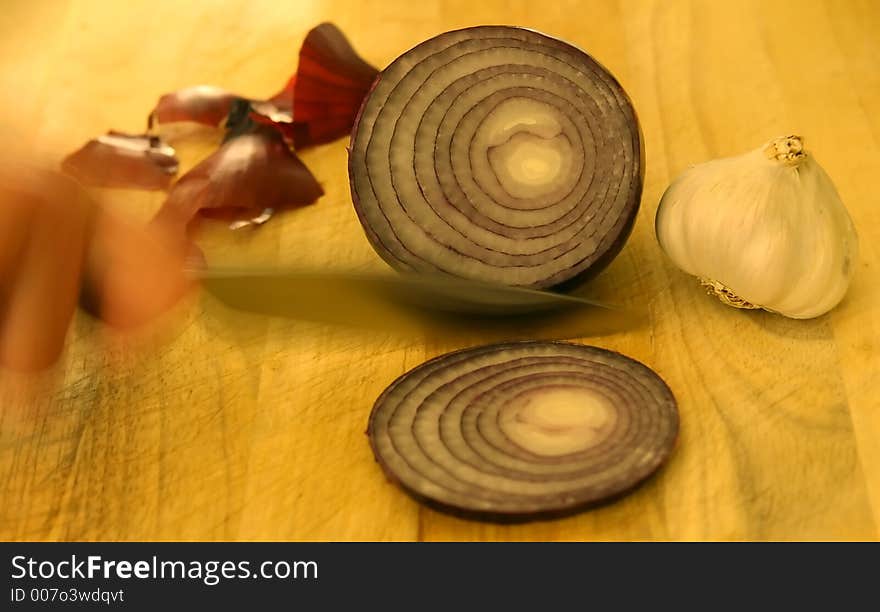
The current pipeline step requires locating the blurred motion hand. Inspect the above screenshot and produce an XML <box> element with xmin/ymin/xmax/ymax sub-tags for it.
<box><xmin>0</xmin><ymin>162</ymin><xmax>197</xmax><ymax>371</ymax></box>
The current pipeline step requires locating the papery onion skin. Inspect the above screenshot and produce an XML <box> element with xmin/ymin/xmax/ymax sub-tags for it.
<box><xmin>254</xmin><ymin>22</ymin><xmax>379</xmax><ymax>148</ymax></box>
<box><xmin>152</xmin><ymin>126</ymin><xmax>323</xmax><ymax>234</ymax></box>
<box><xmin>149</xmin><ymin>23</ymin><xmax>377</xmax><ymax>150</ymax></box>
<box><xmin>149</xmin><ymin>85</ymin><xmax>236</xmax><ymax>129</ymax></box>
<box><xmin>61</xmin><ymin>131</ymin><xmax>178</xmax><ymax>190</ymax></box>
<box><xmin>349</xmin><ymin>26</ymin><xmax>644</xmax><ymax>291</ymax></box>
<box><xmin>368</xmin><ymin>341</ymin><xmax>678</xmax><ymax>523</ymax></box>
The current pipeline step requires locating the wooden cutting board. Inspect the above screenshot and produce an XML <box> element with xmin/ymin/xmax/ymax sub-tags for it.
<box><xmin>1</xmin><ymin>0</ymin><xmax>878</xmax><ymax>541</ymax></box>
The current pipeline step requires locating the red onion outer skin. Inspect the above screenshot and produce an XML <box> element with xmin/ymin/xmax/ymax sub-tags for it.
<box><xmin>150</xmin><ymin>85</ymin><xmax>236</xmax><ymax>129</ymax></box>
<box><xmin>288</xmin><ymin>22</ymin><xmax>380</xmax><ymax>148</ymax></box>
<box><xmin>149</xmin><ymin>23</ymin><xmax>377</xmax><ymax>150</ymax></box>
<box><xmin>61</xmin><ymin>132</ymin><xmax>179</xmax><ymax>190</ymax></box>
<box><xmin>250</xmin><ymin>23</ymin><xmax>379</xmax><ymax>148</ymax></box>
<box><xmin>368</xmin><ymin>341</ymin><xmax>678</xmax><ymax>523</ymax></box>
<box><xmin>152</xmin><ymin>128</ymin><xmax>323</xmax><ymax>233</ymax></box>
<box><xmin>349</xmin><ymin>26</ymin><xmax>644</xmax><ymax>290</ymax></box>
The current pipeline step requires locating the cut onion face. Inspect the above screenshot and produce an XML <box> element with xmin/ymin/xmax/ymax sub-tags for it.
<box><xmin>368</xmin><ymin>341</ymin><xmax>677</xmax><ymax>522</ymax></box>
<box><xmin>349</xmin><ymin>26</ymin><xmax>644</xmax><ymax>289</ymax></box>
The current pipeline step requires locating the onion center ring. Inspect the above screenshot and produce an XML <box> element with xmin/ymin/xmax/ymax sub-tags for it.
<box><xmin>367</xmin><ymin>341</ymin><xmax>678</xmax><ymax>523</ymax></box>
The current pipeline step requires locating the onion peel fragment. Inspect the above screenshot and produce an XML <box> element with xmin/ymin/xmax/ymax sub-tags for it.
<box><xmin>149</xmin><ymin>85</ymin><xmax>237</xmax><ymax>130</ymax></box>
<box><xmin>251</xmin><ymin>22</ymin><xmax>379</xmax><ymax>148</ymax></box>
<box><xmin>62</xmin><ymin>23</ymin><xmax>375</xmax><ymax>232</ymax></box>
<box><xmin>148</xmin><ymin>23</ymin><xmax>378</xmax><ymax>151</ymax></box>
<box><xmin>61</xmin><ymin>131</ymin><xmax>178</xmax><ymax>190</ymax></box>
<box><xmin>153</xmin><ymin>102</ymin><xmax>323</xmax><ymax>233</ymax></box>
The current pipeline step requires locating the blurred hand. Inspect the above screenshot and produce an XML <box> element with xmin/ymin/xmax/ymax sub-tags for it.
<box><xmin>0</xmin><ymin>162</ymin><xmax>197</xmax><ymax>371</ymax></box>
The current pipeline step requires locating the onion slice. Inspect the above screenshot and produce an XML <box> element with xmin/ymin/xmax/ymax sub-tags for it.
<box><xmin>368</xmin><ymin>341</ymin><xmax>678</xmax><ymax>522</ymax></box>
<box><xmin>61</xmin><ymin>131</ymin><xmax>178</xmax><ymax>190</ymax></box>
<box><xmin>349</xmin><ymin>26</ymin><xmax>644</xmax><ymax>289</ymax></box>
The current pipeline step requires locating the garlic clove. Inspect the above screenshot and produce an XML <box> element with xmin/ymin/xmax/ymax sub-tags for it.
<box><xmin>655</xmin><ymin>135</ymin><xmax>858</xmax><ymax>319</ymax></box>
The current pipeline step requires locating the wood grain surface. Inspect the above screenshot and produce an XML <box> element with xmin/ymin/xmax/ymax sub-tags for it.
<box><xmin>1</xmin><ymin>0</ymin><xmax>878</xmax><ymax>541</ymax></box>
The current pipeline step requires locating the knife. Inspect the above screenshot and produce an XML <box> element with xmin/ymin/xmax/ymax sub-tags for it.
<box><xmin>197</xmin><ymin>267</ymin><xmax>644</xmax><ymax>341</ymax></box>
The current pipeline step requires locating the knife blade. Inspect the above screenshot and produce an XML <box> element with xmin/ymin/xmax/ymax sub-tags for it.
<box><xmin>197</xmin><ymin>267</ymin><xmax>645</xmax><ymax>340</ymax></box>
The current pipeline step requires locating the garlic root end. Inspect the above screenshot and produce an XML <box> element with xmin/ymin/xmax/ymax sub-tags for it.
<box><xmin>698</xmin><ymin>278</ymin><xmax>760</xmax><ymax>310</ymax></box>
<box><xmin>764</xmin><ymin>135</ymin><xmax>806</xmax><ymax>167</ymax></box>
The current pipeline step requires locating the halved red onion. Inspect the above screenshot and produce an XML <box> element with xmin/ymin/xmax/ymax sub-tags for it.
<box><xmin>61</xmin><ymin>131</ymin><xmax>178</xmax><ymax>190</ymax></box>
<box><xmin>349</xmin><ymin>26</ymin><xmax>644</xmax><ymax>289</ymax></box>
<box><xmin>368</xmin><ymin>341</ymin><xmax>677</xmax><ymax>522</ymax></box>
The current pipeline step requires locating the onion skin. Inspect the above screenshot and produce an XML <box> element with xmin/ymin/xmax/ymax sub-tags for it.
<box><xmin>150</xmin><ymin>85</ymin><xmax>236</xmax><ymax>129</ymax></box>
<box><xmin>349</xmin><ymin>26</ymin><xmax>644</xmax><ymax>290</ymax></box>
<box><xmin>64</xmin><ymin>23</ymin><xmax>374</xmax><ymax>234</ymax></box>
<box><xmin>61</xmin><ymin>131</ymin><xmax>179</xmax><ymax>190</ymax></box>
<box><xmin>264</xmin><ymin>23</ymin><xmax>379</xmax><ymax>148</ymax></box>
<box><xmin>149</xmin><ymin>23</ymin><xmax>377</xmax><ymax>149</ymax></box>
<box><xmin>368</xmin><ymin>341</ymin><xmax>678</xmax><ymax>523</ymax></box>
<box><xmin>152</xmin><ymin>126</ymin><xmax>323</xmax><ymax>234</ymax></box>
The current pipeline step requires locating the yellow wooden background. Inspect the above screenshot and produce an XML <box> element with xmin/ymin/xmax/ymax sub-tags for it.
<box><xmin>1</xmin><ymin>0</ymin><xmax>878</xmax><ymax>541</ymax></box>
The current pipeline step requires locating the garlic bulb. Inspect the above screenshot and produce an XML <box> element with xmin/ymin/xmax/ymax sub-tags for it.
<box><xmin>655</xmin><ymin>136</ymin><xmax>858</xmax><ymax>319</ymax></box>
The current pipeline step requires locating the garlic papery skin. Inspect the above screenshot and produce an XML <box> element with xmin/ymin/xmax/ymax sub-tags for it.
<box><xmin>655</xmin><ymin>136</ymin><xmax>858</xmax><ymax>319</ymax></box>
